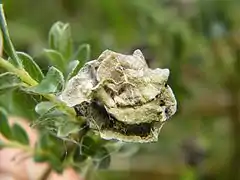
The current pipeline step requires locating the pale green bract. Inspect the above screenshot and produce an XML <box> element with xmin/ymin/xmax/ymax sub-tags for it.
<box><xmin>59</xmin><ymin>49</ymin><xmax>177</xmax><ymax>143</ymax></box>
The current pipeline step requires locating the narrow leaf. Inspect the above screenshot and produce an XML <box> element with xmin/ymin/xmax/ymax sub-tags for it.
<box><xmin>17</xmin><ymin>52</ymin><xmax>44</xmax><ymax>82</ymax></box>
<box><xmin>67</xmin><ymin>60</ymin><xmax>79</xmax><ymax>80</ymax></box>
<box><xmin>12</xmin><ymin>123</ymin><xmax>29</xmax><ymax>145</ymax></box>
<box><xmin>0</xmin><ymin>5</ymin><xmax>22</xmax><ymax>67</ymax></box>
<box><xmin>34</xmin><ymin>135</ymin><xmax>63</xmax><ymax>173</ymax></box>
<box><xmin>32</xmin><ymin>114</ymin><xmax>65</xmax><ymax>131</ymax></box>
<box><xmin>34</xmin><ymin>153</ymin><xmax>49</xmax><ymax>163</ymax></box>
<box><xmin>43</xmin><ymin>49</ymin><xmax>65</xmax><ymax>72</ymax></box>
<box><xmin>34</xmin><ymin>151</ymin><xmax>63</xmax><ymax>173</ymax></box>
<box><xmin>73</xmin><ymin>146</ymin><xmax>87</xmax><ymax>163</ymax></box>
<box><xmin>37</xmin><ymin>133</ymin><xmax>51</xmax><ymax>149</ymax></box>
<box><xmin>37</xmin><ymin>133</ymin><xmax>64</xmax><ymax>156</ymax></box>
<box><xmin>48</xmin><ymin>155</ymin><xmax>64</xmax><ymax>173</ymax></box>
<box><xmin>68</xmin><ymin>44</ymin><xmax>91</xmax><ymax>79</ymax></box>
<box><xmin>30</xmin><ymin>66</ymin><xmax>64</xmax><ymax>94</ymax></box>
<box><xmin>34</xmin><ymin>134</ymin><xmax>50</xmax><ymax>162</ymax></box>
<box><xmin>35</xmin><ymin>101</ymin><xmax>56</xmax><ymax>115</ymax></box>
<box><xmin>0</xmin><ymin>107</ymin><xmax>12</xmax><ymax>139</ymax></box>
<box><xmin>48</xmin><ymin>21</ymin><xmax>73</xmax><ymax>60</ymax></box>
<box><xmin>72</xmin><ymin>44</ymin><xmax>91</xmax><ymax>62</ymax></box>
<box><xmin>57</xmin><ymin>121</ymin><xmax>80</xmax><ymax>137</ymax></box>
<box><xmin>81</xmin><ymin>136</ymin><xmax>97</xmax><ymax>156</ymax></box>
<box><xmin>0</xmin><ymin>72</ymin><xmax>21</xmax><ymax>95</ymax></box>
<box><xmin>11</xmin><ymin>89</ymin><xmax>38</xmax><ymax>120</ymax></box>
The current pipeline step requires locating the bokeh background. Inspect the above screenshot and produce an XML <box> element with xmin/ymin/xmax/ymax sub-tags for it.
<box><xmin>1</xmin><ymin>0</ymin><xmax>240</xmax><ymax>179</ymax></box>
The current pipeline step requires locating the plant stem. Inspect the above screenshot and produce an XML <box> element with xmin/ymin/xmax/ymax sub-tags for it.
<box><xmin>226</xmin><ymin>83</ymin><xmax>240</xmax><ymax>180</ymax></box>
<box><xmin>0</xmin><ymin>56</ymin><xmax>76</xmax><ymax>119</ymax></box>
<box><xmin>226</xmin><ymin>50</ymin><xmax>240</xmax><ymax>180</ymax></box>
<box><xmin>2</xmin><ymin>141</ymin><xmax>33</xmax><ymax>154</ymax></box>
<box><xmin>38</xmin><ymin>166</ymin><xmax>52</xmax><ymax>180</ymax></box>
<box><xmin>0</xmin><ymin>56</ymin><xmax>38</xmax><ymax>85</ymax></box>
<box><xmin>0</xmin><ymin>4</ymin><xmax>22</xmax><ymax>67</ymax></box>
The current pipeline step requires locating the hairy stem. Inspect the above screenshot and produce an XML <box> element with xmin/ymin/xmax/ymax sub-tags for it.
<box><xmin>0</xmin><ymin>57</ymin><xmax>76</xmax><ymax>119</ymax></box>
<box><xmin>0</xmin><ymin>56</ymin><xmax>38</xmax><ymax>85</ymax></box>
<box><xmin>2</xmin><ymin>141</ymin><xmax>33</xmax><ymax>153</ymax></box>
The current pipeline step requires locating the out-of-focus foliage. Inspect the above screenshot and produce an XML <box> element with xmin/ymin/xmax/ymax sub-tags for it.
<box><xmin>0</xmin><ymin>0</ymin><xmax>240</xmax><ymax>179</ymax></box>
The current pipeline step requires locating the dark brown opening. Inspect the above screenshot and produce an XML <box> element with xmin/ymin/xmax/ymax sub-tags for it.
<box><xmin>74</xmin><ymin>101</ymin><xmax>154</xmax><ymax>137</ymax></box>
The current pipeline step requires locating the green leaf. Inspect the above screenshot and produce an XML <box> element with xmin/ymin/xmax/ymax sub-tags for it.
<box><xmin>73</xmin><ymin>146</ymin><xmax>87</xmax><ymax>163</ymax></box>
<box><xmin>57</xmin><ymin>121</ymin><xmax>81</xmax><ymax>137</ymax></box>
<box><xmin>36</xmin><ymin>133</ymin><xmax>51</xmax><ymax>150</ymax></box>
<box><xmin>0</xmin><ymin>107</ymin><xmax>12</xmax><ymax>139</ymax></box>
<box><xmin>47</xmin><ymin>155</ymin><xmax>63</xmax><ymax>173</ymax></box>
<box><xmin>72</xmin><ymin>44</ymin><xmax>91</xmax><ymax>62</ymax></box>
<box><xmin>0</xmin><ymin>6</ymin><xmax>22</xmax><ymax>68</ymax></box>
<box><xmin>17</xmin><ymin>52</ymin><xmax>44</xmax><ymax>82</ymax></box>
<box><xmin>37</xmin><ymin>133</ymin><xmax>64</xmax><ymax>157</ymax></box>
<box><xmin>48</xmin><ymin>21</ymin><xmax>73</xmax><ymax>61</ymax></box>
<box><xmin>34</xmin><ymin>153</ymin><xmax>49</xmax><ymax>163</ymax></box>
<box><xmin>0</xmin><ymin>88</ymin><xmax>11</xmax><ymax>111</ymax></box>
<box><xmin>93</xmin><ymin>147</ymin><xmax>111</xmax><ymax>169</ymax></box>
<box><xmin>43</xmin><ymin>49</ymin><xmax>65</xmax><ymax>72</ymax></box>
<box><xmin>34</xmin><ymin>134</ymin><xmax>63</xmax><ymax>173</ymax></box>
<box><xmin>32</xmin><ymin>111</ymin><xmax>66</xmax><ymax>132</ymax></box>
<box><xmin>36</xmin><ymin>134</ymin><xmax>64</xmax><ymax>172</ymax></box>
<box><xmin>67</xmin><ymin>60</ymin><xmax>79</xmax><ymax>80</ymax></box>
<box><xmin>0</xmin><ymin>72</ymin><xmax>21</xmax><ymax>95</ymax></box>
<box><xmin>35</xmin><ymin>101</ymin><xmax>56</xmax><ymax>115</ymax></box>
<box><xmin>68</xmin><ymin>44</ymin><xmax>91</xmax><ymax>79</ymax></box>
<box><xmin>81</xmin><ymin>136</ymin><xmax>97</xmax><ymax>156</ymax></box>
<box><xmin>30</xmin><ymin>66</ymin><xmax>64</xmax><ymax>94</ymax></box>
<box><xmin>12</xmin><ymin>123</ymin><xmax>29</xmax><ymax>145</ymax></box>
<box><xmin>11</xmin><ymin>89</ymin><xmax>38</xmax><ymax>120</ymax></box>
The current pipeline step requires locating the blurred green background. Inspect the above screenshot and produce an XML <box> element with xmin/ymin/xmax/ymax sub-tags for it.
<box><xmin>2</xmin><ymin>0</ymin><xmax>240</xmax><ymax>179</ymax></box>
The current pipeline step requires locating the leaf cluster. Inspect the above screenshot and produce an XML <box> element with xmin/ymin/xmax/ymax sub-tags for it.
<box><xmin>0</xmin><ymin>6</ymin><xmax>139</xmax><ymax>175</ymax></box>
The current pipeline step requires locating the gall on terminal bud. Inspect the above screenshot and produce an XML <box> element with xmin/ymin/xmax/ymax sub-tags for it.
<box><xmin>59</xmin><ymin>49</ymin><xmax>177</xmax><ymax>143</ymax></box>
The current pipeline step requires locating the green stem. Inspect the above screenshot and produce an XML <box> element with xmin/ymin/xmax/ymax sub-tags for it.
<box><xmin>0</xmin><ymin>57</ymin><xmax>76</xmax><ymax>119</ymax></box>
<box><xmin>2</xmin><ymin>141</ymin><xmax>33</xmax><ymax>153</ymax></box>
<box><xmin>0</xmin><ymin>4</ymin><xmax>22</xmax><ymax>67</ymax></box>
<box><xmin>0</xmin><ymin>56</ymin><xmax>38</xmax><ymax>85</ymax></box>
